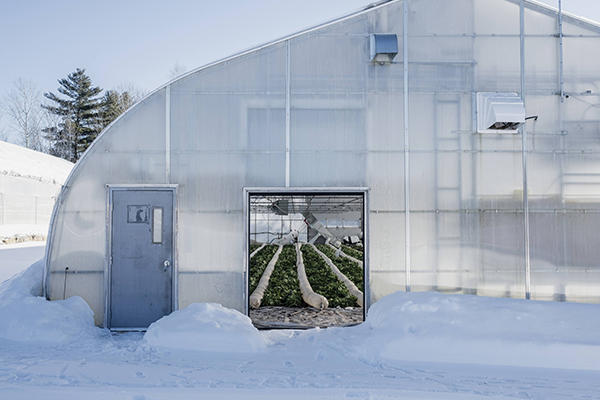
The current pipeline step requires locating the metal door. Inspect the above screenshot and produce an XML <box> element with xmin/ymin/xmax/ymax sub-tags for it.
<box><xmin>109</xmin><ymin>188</ymin><xmax>175</xmax><ymax>329</ymax></box>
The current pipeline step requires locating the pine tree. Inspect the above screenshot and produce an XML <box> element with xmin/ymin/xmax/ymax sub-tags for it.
<box><xmin>42</xmin><ymin>68</ymin><xmax>102</xmax><ymax>162</ymax></box>
<box><xmin>99</xmin><ymin>89</ymin><xmax>135</xmax><ymax>131</ymax></box>
<box><xmin>99</xmin><ymin>90</ymin><xmax>122</xmax><ymax>129</ymax></box>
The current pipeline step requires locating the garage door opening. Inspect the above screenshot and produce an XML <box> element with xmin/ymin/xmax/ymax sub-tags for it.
<box><xmin>245</xmin><ymin>189</ymin><xmax>368</xmax><ymax>329</ymax></box>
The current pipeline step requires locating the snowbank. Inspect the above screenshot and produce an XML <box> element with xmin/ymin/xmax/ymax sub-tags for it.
<box><xmin>359</xmin><ymin>291</ymin><xmax>600</xmax><ymax>370</ymax></box>
<box><xmin>145</xmin><ymin>303</ymin><xmax>266</xmax><ymax>353</ymax></box>
<box><xmin>0</xmin><ymin>141</ymin><xmax>73</xmax><ymax>184</ymax></box>
<box><xmin>0</xmin><ymin>259</ymin><xmax>99</xmax><ymax>344</ymax></box>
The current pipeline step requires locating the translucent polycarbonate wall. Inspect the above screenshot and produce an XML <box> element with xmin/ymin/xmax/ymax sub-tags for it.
<box><xmin>46</xmin><ymin>89</ymin><xmax>168</xmax><ymax>325</ymax></box>
<box><xmin>526</xmin><ymin>3</ymin><xmax>600</xmax><ymax>302</ymax></box>
<box><xmin>46</xmin><ymin>0</ymin><xmax>600</xmax><ymax>326</ymax></box>
<box><xmin>170</xmin><ymin>42</ymin><xmax>287</xmax><ymax>311</ymax></box>
<box><xmin>407</xmin><ymin>0</ymin><xmax>527</xmax><ymax>297</ymax></box>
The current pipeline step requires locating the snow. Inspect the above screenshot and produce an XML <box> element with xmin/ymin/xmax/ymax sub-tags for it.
<box><xmin>0</xmin><ymin>259</ymin><xmax>100</xmax><ymax>344</ymax></box>
<box><xmin>358</xmin><ymin>291</ymin><xmax>600</xmax><ymax>370</ymax></box>
<box><xmin>0</xmin><ymin>241</ymin><xmax>46</xmax><ymax>284</ymax></box>
<box><xmin>145</xmin><ymin>303</ymin><xmax>266</xmax><ymax>353</ymax></box>
<box><xmin>0</xmin><ymin>140</ymin><xmax>72</xmax><ymax>184</ymax></box>
<box><xmin>0</xmin><ymin>248</ymin><xmax>599</xmax><ymax>398</ymax></box>
<box><xmin>0</xmin><ymin>224</ymin><xmax>49</xmax><ymax>239</ymax></box>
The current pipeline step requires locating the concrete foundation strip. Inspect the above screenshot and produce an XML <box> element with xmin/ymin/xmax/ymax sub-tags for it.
<box><xmin>249</xmin><ymin>244</ymin><xmax>283</xmax><ymax>309</ymax></box>
<box><xmin>311</xmin><ymin>244</ymin><xmax>363</xmax><ymax>307</ymax></box>
<box><xmin>296</xmin><ymin>243</ymin><xmax>329</xmax><ymax>310</ymax></box>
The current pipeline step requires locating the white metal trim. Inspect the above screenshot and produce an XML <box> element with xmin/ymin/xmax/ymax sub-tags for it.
<box><xmin>166</xmin><ymin>85</ymin><xmax>171</xmax><ymax>184</ymax></box>
<box><xmin>103</xmin><ymin>186</ymin><xmax>112</xmax><ymax>328</ymax></box>
<box><xmin>243</xmin><ymin>186</ymin><xmax>371</xmax><ymax>319</ymax></box>
<box><xmin>558</xmin><ymin>0</ymin><xmax>565</xmax><ymax>103</ymax></box>
<box><xmin>520</xmin><ymin>0</ymin><xmax>532</xmax><ymax>300</ymax></box>
<box><xmin>285</xmin><ymin>40</ymin><xmax>291</xmax><ymax>188</ymax></box>
<box><xmin>363</xmin><ymin>188</ymin><xmax>371</xmax><ymax>315</ymax></box>
<box><xmin>403</xmin><ymin>0</ymin><xmax>411</xmax><ymax>293</ymax></box>
<box><xmin>43</xmin><ymin>184</ymin><xmax>67</xmax><ymax>299</ymax></box>
<box><xmin>107</xmin><ymin>184</ymin><xmax>179</xmax><ymax>188</ymax></box>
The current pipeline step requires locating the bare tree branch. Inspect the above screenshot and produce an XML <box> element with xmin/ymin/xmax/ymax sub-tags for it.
<box><xmin>0</xmin><ymin>112</ymin><xmax>10</xmax><ymax>142</ymax></box>
<box><xmin>115</xmin><ymin>82</ymin><xmax>147</xmax><ymax>104</ymax></box>
<box><xmin>1</xmin><ymin>78</ymin><xmax>46</xmax><ymax>151</ymax></box>
<box><xmin>169</xmin><ymin>61</ymin><xmax>187</xmax><ymax>80</ymax></box>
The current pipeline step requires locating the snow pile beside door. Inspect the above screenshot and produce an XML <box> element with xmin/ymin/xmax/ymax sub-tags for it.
<box><xmin>144</xmin><ymin>303</ymin><xmax>266</xmax><ymax>353</ymax></box>
<box><xmin>0</xmin><ymin>259</ymin><xmax>100</xmax><ymax>344</ymax></box>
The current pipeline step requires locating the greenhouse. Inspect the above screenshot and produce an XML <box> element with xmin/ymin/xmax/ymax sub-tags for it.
<box><xmin>45</xmin><ymin>0</ymin><xmax>600</xmax><ymax>329</ymax></box>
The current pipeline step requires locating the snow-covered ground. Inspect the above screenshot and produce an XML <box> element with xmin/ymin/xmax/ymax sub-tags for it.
<box><xmin>0</xmin><ymin>225</ymin><xmax>48</xmax><ymax>239</ymax></box>
<box><xmin>1</xmin><ymin>246</ymin><xmax>599</xmax><ymax>399</ymax></box>
<box><xmin>0</xmin><ymin>241</ymin><xmax>46</xmax><ymax>284</ymax></box>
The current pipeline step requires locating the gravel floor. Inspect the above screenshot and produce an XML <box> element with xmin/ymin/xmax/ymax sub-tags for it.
<box><xmin>250</xmin><ymin>306</ymin><xmax>364</xmax><ymax>329</ymax></box>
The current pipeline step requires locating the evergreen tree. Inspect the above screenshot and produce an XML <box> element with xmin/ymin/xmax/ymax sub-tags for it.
<box><xmin>42</xmin><ymin>68</ymin><xmax>102</xmax><ymax>162</ymax></box>
<box><xmin>99</xmin><ymin>89</ymin><xmax>135</xmax><ymax>130</ymax></box>
<box><xmin>99</xmin><ymin>90</ymin><xmax>122</xmax><ymax>129</ymax></box>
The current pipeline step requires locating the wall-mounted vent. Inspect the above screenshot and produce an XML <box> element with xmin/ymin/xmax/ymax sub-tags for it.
<box><xmin>477</xmin><ymin>92</ymin><xmax>526</xmax><ymax>133</ymax></box>
<box><xmin>370</xmin><ymin>34</ymin><xmax>398</xmax><ymax>64</ymax></box>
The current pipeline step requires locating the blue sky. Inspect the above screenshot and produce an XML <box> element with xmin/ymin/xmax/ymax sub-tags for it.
<box><xmin>1</xmin><ymin>0</ymin><xmax>599</xmax><ymax>142</ymax></box>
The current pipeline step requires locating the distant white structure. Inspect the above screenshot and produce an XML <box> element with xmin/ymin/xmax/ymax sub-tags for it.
<box><xmin>0</xmin><ymin>141</ymin><xmax>73</xmax><ymax>240</ymax></box>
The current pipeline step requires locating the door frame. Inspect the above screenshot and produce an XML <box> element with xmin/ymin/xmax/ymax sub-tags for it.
<box><xmin>105</xmin><ymin>184</ymin><xmax>179</xmax><ymax>330</ymax></box>
<box><xmin>243</xmin><ymin>187</ymin><xmax>370</xmax><ymax>318</ymax></box>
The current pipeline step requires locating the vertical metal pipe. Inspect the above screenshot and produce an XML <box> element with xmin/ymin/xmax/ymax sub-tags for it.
<box><xmin>243</xmin><ymin>189</ymin><xmax>249</xmax><ymax>315</ymax></box>
<box><xmin>285</xmin><ymin>40</ymin><xmax>291</xmax><ymax>188</ymax></box>
<box><xmin>404</xmin><ymin>0</ymin><xmax>411</xmax><ymax>292</ymax></box>
<box><xmin>559</xmin><ymin>0</ymin><xmax>565</xmax><ymax>103</ymax></box>
<box><xmin>520</xmin><ymin>0</ymin><xmax>531</xmax><ymax>300</ymax></box>
<box><xmin>165</xmin><ymin>85</ymin><xmax>171</xmax><ymax>184</ymax></box>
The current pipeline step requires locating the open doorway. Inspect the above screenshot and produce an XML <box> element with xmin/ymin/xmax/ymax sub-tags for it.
<box><xmin>245</xmin><ymin>189</ymin><xmax>367</xmax><ymax>329</ymax></box>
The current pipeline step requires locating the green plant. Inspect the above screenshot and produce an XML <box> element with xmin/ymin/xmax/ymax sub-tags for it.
<box><xmin>249</xmin><ymin>245</ymin><xmax>279</xmax><ymax>293</ymax></box>
<box><xmin>316</xmin><ymin>244</ymin><xmax>364</xmax><ymax>292</ymax></box>
<box><xmin>262</xmin><ymin>245</ymin><xmax>305</xmax><ymax>307</ymax></box>
<box><xmin>301</xmin><ymin>245</ymin><xmax>358</xmax><ymax>308</ymax></box>
<box><xmin>341</xmin><ymin>244</ymin><xmax>363</xmax><ymax>261</ymax></box>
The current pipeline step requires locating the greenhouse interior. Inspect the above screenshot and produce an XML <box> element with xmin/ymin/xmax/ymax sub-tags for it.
<box><xmin>248</xmin><ymin>191</ymin><xmax>366</xmax><ymax>327</ymax></box>
<box><xmin>44</xmin><ymin>0</ymin><xmax>600</xmax><ymax>329</ymax></box>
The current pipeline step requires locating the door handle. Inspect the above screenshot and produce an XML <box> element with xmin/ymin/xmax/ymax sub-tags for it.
<box><xmin>163</xmin><ymin>260</ymin><xmax>171</xmax><ymax>271</ymax></box>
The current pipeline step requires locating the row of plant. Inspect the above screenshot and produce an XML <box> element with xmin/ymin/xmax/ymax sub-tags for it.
<box><xmin>249</xmin><ymin>245</ymin><xmax>279</xmax><ymax>294</ymax></box>
<box><xmin>249</xmin><ymin>244</ymin><xmax>262</xmax><ymax>255</ymax></box>
<box><xmin>301</xmin><ymin>245</ymin><xmax>359</xmax><ymax>308</ymax></box>
<box><xmin>316</xmin><ymin>244</ymin><xmax>364</xmax><ymax>292</ymax></box>
<box><xmin>341</xmin><ymin>244</ymin><xmax>363</xmax><ymax>261</ymax></box>
<box><xmin>262</xmin><ymin>245</ymin><xmax>305</xmax><ymax>307</ymax></box>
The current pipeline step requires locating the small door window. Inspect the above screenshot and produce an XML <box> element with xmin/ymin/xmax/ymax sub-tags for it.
<box><xmin>152</xmin><ymin>207</ymin><xmax>163</xmax><ymax>244</ymax></box>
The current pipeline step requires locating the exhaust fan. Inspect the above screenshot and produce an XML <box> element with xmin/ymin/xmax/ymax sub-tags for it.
<box><xmin>370</xmin><ymin>34</ymin><xmax>398</xmax><ymax>64</ymax></box>
<box><xmin>477</xmin><ymin>92</ymin><xmax>526</xmax><ymax>133</ymax></box>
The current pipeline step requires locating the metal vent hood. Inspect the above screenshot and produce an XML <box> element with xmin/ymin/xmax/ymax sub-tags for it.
<box><xmin>477</xmin><ymin>92</ymin><xmax>526</xmax><ymax>133</ymax></box>
<box><xmin>370</xmin><ymin>34</ymin><xmax>398</xmax><ymax>63</ymax></box>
